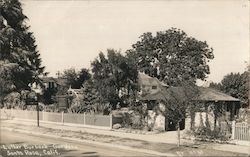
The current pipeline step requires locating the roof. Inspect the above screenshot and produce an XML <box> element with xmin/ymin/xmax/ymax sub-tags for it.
<box><xmin>140</xmin><ymin>86</ymin><xmax>240</xmax><ymax>102</ymax></box>
<box><xmin>41</xmin><ymin>77</ymin><xmax>67</xmax><ymax>87</ymax></box>
<box><xmin>138</xmin><ymin>72</ymin><xmax>168</xmax><ymax>87</ymax></box>
<box><xmin>139</xmin><ymin>86</ymin><xmax>187</xmax><ymax>102</ymax></box>
<box><xmin>55</xmin><ymin>78</ymin><xmax>67</xmax><ymax>86</ymax></box>
<box><xmin>41</xmin><ymin>77</ymin><xmax>56</xmax><ymax>83</ymax></box>
<box><xmin>194</xmin><ymin>87</ymin><xmax>240</xmax><ymax>102</ymax></box>
<box><xmin>140</xmin><ymin>90</ymin><xmax>167</xmax><ymax>101</ymax></box>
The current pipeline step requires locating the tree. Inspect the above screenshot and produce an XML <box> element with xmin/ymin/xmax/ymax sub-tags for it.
<box><xmin>81</xmin><ymin>78</ymin><xmax>101</xmax><ymax>113</ymax></box>
<box><xmin>126</xmin><ymin>28</ymin><xmax>214</xmax><ymax>86</ymax></box>
<box><xmin>91</xmin><ymin>49</ymin><xmax>138</xmax><ymax>110</ymax></box>
<box><xmin>62</xmin><ymin>68</ymin><xmax>91</xmax><ymax>89</ymax></box>
<box><xmin>164</xmin><ymin>81</ymin><xmax>199</xmax><ymax>147</ymax></box>
<box><xmin>0</xmin><ymin>0</ymin><xmax>44</xmax><ymax>104</ymax></box>
<box><xmin>210</xmin><ymin>71</ymin><xmax>249</xmax><ymax>106</ymax></box>
<box><xmin>126</xmin><ymin>28</ymin><xmax>209</xmax><ymax>146</ymax></box>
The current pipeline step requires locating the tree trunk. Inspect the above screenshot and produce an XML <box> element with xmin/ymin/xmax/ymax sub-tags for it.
<box><xmin>177</xmin><ymin>121</ymin><xmax>180</xmax><ymax>147</ymax></box>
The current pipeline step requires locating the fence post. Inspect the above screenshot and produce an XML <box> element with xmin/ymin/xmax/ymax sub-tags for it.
<box><xmin>43</xmin><ymin>110</ymin><xmax>45</xmax><ymax>121</ymax></box>
<box><xmin>11</xmin><ymin>108</ymin><xmax>13</xmax><ymax>119</ymax></box>
<box><xmin>231</xmin><ymin>120</ymin><xmax>235</xmax><ymax>140</ymax></box>
<box><xmin>61</xmin><ymin>111</ymin><xmax>64</xmax><ymax>124</ymax></box>
<box><xmin>84</xmin><ymin>112</ymin><xmax>86</xmax><ymax>125</ymax></box>
<box><xmin>110</xmin><ymin>114</ymin><xmax>113</xmax><ymax>129</ymax></box>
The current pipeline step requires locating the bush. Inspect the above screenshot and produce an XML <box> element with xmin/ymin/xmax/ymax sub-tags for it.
<box><xmin>193</xmin><ymin>126</ymin><xmax>230</xmax><ymax>142</ymax></box>
<box><xmin>121</xmin><ymin>112</ymin><xmax>132</xmax><ymax>128</ymax></box>
<box><xmin>116</xmin><ymin>110</ymin><xmax>145</xmax><ymax>129</ymax></box>
<box><xmin>131</xmin><ymin>114</ymin><xmax>144</xmax><ymax>129</ymax></box>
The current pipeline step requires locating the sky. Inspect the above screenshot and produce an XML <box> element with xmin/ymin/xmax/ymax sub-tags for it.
<box><xmin>22</xmin><ymin>0</ymin><xmax>249</xmax><ymax>84</ymax></box>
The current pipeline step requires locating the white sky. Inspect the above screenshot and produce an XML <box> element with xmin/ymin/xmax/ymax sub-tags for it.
<box><xmin>22</xmin><ymin>0</ymin><xmax>249</xmax><ymax>84</ymax></box>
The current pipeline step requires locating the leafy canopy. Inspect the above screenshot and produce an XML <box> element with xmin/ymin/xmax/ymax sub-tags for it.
<box><xmin>210</xmin><ymin>70</ymin><xmax>249</xmax><ymax>105</ymax></box>
<box><xmin>61</xmin><ymin>68</ymin><xmax>91</xmax><ymax>89</ymax></box>
<box><xmin>126</xmin><ymin>28</ymin><xmax>214</xmax><ymax>86</ymax></box>
<box><xmin>91</xmin><ymin>49</ymin><xmax>138</xmax><ymax>108</ymax></box>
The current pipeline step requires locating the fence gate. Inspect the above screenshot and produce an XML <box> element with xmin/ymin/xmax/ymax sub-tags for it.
<box><xmin>233</xmin><ymin>122</ymin><xmax>250</xmax><ymax>141</ymax></box>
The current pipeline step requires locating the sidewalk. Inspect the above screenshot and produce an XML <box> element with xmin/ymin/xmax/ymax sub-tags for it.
<box><xmin>1</xmin><ymin>118</ymin><xmax>250</xmax><ymax>155</ymax></box>
<box><xmin>2</xmin><ymin>118</ymin><xmax>188</xmax><ymax>144</ymax></box>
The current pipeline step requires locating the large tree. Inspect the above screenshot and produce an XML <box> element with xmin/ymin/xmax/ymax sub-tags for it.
<box><xmin>126</xmin><ymin>28</ymin><xmax>214</xmax><ymax>86</ymax></box>
<box><xmin>62</xmin><ymin>68</ymin><xmax>91</xmax><ymax>89</ymax></box>
<box><xmin>210</xmin><ymin>71</ymin><xmax>249</xmax><ymax>106</ymax></box>
<box><xmin>0</xmin><ymin>0</ymin><xmax>44</xmax><ymax>103</ymax></box>
<box><xmin>126</xmin><ymin>28</ymin><xmax>209</xmax><ymax>146</ymax></box>
<box><xmin>91</xmin><ymin>49</ymin><xmax>138</xmax><ymax>110</ymax></box>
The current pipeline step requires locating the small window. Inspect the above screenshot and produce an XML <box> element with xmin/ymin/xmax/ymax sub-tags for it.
<box><xmin>49</xmin><ymin>82</ymin><xmax>55</xmax><ymax>88</ymax></box>
<box><xmin>152</xmin><ymin>86</ymin><xmax>157</xmax><ymax>89</ymax></box>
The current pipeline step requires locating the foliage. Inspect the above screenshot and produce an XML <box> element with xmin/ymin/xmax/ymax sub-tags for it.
<box><xmin>164</xmin><ymin>81</ymin><xmax>200</xmax><ymax>126</ymax></box>
<box><xmin>210</xmin><ymin>71</ymin><xmax>249</xmax><ymax>106</ymax></box>
<box><xmin>0</xmin><ymin>0</ymin><xmax>45</xmax><ymax>89</ymax></box>
<box><xmin>163</xmin><ymin>81</ymin><xmax>200</xmax><ymax>146</ymax></box>
<box><xmin>82</xmin><ymin>78</ymin><xmax>97</xmax><ymax>106</ymax></box>
<box><xmin>128</xmin><ymin>102</ymin><xmax>148</xmax><ymax>129</ymax></box>
<box><xmin>62</xmin><ymin>68</ymin><xmax>91</xmax><ymax>89</ymax></box>
<box><xmin>117</xmin><ymin>109</ymin><xmax>146</xmax><ymax>130</ymax></box>
<box><xmin>91</xmin><ymin>49</ymin><xmax>139</xmax><ymax>109</ymax></box>
<box><xmin>126</xmin><ymin>28</ymin><xmax>214</xmax><ymax>86</ymax></box>
<box><xmin>192</xmin><ymin>125</ymin><xmax>231</xmax><ymax>142</ymax></box>
<box><xmin>0</xmin><ymin>0</ymin><xmax>44</xmax><ymax>105</ymax></box>
<box><xmin>41</xmin><ymin>87</ymin><xmax>57</xmax><ymax>105</ymax></box>
<box><xmin>81</xmin><ymin>78</ymin><xmax>103</xmax><ymax>113</ymax></box>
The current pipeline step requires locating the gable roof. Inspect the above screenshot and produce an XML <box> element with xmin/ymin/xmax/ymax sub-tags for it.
<box><xmin>194</xmin><ymin>87</ymin><xmax>240</xmax><ymax>102</ymax></box>
<box><xmin>138</xmin><ymin>72</ymin><xmax>168</xmax><ymax>87</ymax></box>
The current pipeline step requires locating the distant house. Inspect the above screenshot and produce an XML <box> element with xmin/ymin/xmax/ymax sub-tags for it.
<box><xmin>31</xmin><ymin>77</ymin><xmax>67</xmax><ymax>94</ymax></box>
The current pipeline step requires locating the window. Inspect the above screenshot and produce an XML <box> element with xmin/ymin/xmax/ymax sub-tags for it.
<box><xmin>152</xmin><ymin>86</ymin><xmax>157</xmax><ymax>89</ymax></box>
<box><xmin>48</xmin><ymin>82</ymin><xmax>55</xmax><ymax>88</ymax></box>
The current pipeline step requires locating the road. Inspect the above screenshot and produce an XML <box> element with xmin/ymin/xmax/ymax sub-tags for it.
<box><xmin>0</xmin><ymin>130</ymin><xmax>151</xmax><ymax>157</ymax></box>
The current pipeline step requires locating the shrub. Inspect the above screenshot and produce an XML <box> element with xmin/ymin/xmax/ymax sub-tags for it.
<box><xmin>131</xmin><ymin>114</ymin><xmax>144</xmax><ymax>129</ymax></box>
<box><xmin>193</xmin><ymin>126</ymin><xmax>230</xmax><ymax>142</ymax></box>
<box><xmin>121</xmin><ymin>112</ymin><xmax>132</xmax><ymax>128</ymax></box>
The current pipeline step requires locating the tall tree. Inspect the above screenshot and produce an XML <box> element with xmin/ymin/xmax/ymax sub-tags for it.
<box><xmin>62</xmin><ymin>68</ymin><xmax>91</xmax><ymax>89</ymax></box>
<box><xmin>126</xmin><ymin>28</ymin><xmax>214</xmax><ymax>86</ymax></box>
<box><xmin>91</xmin><ymin>49</ymin><xmax>138</xmax><ymax>109</ymax></box>
<box><xmin>0</xmin><ymin>0</ymin><xmax>44</xmax><ymax>102</ymax></box>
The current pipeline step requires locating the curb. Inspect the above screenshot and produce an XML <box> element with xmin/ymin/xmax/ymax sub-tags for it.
<box><xmin>3</xmin><ymin>119</ymin><xmax>187</xmax><ymax>145</ymax></box>
<box><xmin>2</xmin><ymin>127</ymin><xmax>176</xmax><ymax>156</ymax></box>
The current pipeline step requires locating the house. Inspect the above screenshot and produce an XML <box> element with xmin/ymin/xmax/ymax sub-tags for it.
<box><xmin>138</xmin><ymin>72</ymin><xmax>168</xmax><ymax>95</ymax></box>
<box><xmin>186</xmin><ymin>87</ymin><xmax>241</xmax><ymax>130</ymax></box>
<box><xmin>138</xmin><ymin>73</ymin><xmax>241</xmax><ymax>131</ymax></box>
<box><xmin>31</xmin><ymin>77</ymin><xmax>67</xmax><ymax>94</ymax></box>
<box><xmin>137</xmin><ymin>72</ymin><xmax>168</xmax><ymax>131</ymax></box>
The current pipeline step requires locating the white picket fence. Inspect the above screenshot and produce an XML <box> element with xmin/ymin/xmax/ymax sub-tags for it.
<box><xmin>232</xmin><ymin>121</ymin><xmax>250</xmax><ymax>141</ymax></box>
<box><xmin>0</xmin><ymin>109</ymin><xmax>113</xmax><ymax>130</ymax></box>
